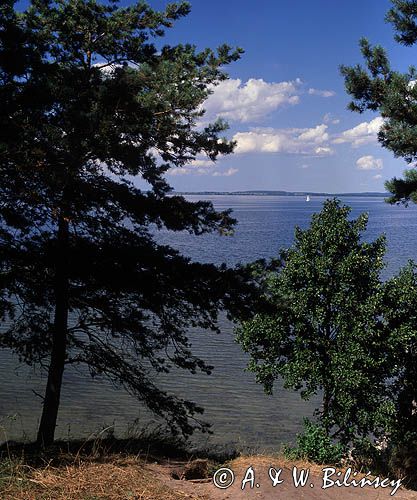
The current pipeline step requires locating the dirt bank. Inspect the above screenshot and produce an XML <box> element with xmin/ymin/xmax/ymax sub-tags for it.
<box><xmin>2</xmin><ymin>453</ymin><xmax>416</xmax><ymax>499</ymax></box>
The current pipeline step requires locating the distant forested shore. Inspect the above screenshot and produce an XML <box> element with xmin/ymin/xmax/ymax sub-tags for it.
<box><xmin>176</xmin><ymin>190</ymin><xmax>388</xmax><ymax>197</ymax></box>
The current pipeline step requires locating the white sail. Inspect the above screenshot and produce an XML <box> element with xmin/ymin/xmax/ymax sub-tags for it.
<box><xmin>306</xmin><ymin>195</ymin><xmax>310</xmax><ymax>202</ymax></box>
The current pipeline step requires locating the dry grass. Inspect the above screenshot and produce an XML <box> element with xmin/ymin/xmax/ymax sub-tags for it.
<box><xmin>2</xmin><ymin>450</ymin><xmax>416</xmax><ymax>499</ymax></box>
<box><xmin>0</xmin><ymin>427</ymin><xmax>221</xmax><ymax>500</ymax></box>
<box><xmin>0</xmin><ymin>455</ymin><xmax>206</xmax><ymax>500</ymax></box>
<box><xmin>229</xmin><ymin>453</ymin><xmax>329</xmax><ymax>470</ymax></box>
<box><xmin>230</xmin><ymin>453</ymin><xmax>364</xmax><ymax>474</ymax></box>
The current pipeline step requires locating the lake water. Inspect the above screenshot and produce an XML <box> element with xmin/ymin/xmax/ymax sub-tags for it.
<box><xmin>1</xmin><ymin>195</ymin><xmax>417</xmax><ymax>451</ymax></box>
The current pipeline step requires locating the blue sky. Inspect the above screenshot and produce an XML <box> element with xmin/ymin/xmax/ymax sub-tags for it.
<box><xmin>17</xmin><ymin>0</ymin><xmax>413</xmax><ymax>192</ymax></box>
<box><xmin>148</xmin><ymin>0</ymin><xmax>411</xmax><ymax>192</ymax></box>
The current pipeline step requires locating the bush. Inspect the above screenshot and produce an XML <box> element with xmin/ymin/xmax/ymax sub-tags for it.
<box><xmin>387</xmin><ymin>438</ymin><xmax>417</xmax><ymax>490</ymax></box>
<box><xmin>283</xmin><ymin>419</ymin><xmax>346</xmax><ymax>465</ymax></box>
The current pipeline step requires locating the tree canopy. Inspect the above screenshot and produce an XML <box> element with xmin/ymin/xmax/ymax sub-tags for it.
<box><xmin>341</xmin><ymin>0</ymin><xmax>417</xmax><ymax>204</ymax></box>
<box><xmin>0</xmin><ymin>0</ymin><xmax>254</xmax><ymax>446</ymax></box>
<box><xmin>236</xmin><ymin>197</ymin><xmax>417</xmax><ymax>459</ymax></box>
<box><xmin>236</xmin><ymin>199</ymin><xmax>391</xmax><ymax>445</ymax></box>
<box><xmin>382</xmin><ymin>261</ymin><xmax>417</xmax><ymax>442</ymax></box>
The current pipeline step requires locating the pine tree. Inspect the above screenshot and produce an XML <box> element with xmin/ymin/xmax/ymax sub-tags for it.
<box><xmin>341</xmin><ymin>0</ymin><xmax>417</xmax><ymax>204</ymax></box>
<box><xmin>0</xmin><ymin>0</ymin><xmax>252</xmax><ymax>446</ymax></box>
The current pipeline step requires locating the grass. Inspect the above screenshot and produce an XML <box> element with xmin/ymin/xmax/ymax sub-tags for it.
<box><xmin>0</xmin><ymin>427</ymin><xmax>232</xmax><ymax>499</ymax></box>
<box><xmin>1</xmin><ymin>439</ymin><xmax>416</xmax><ymax>499</ymax></box>
<box><xmin>0</xmin><ymin>454</ymin><xmax>202</xmax><ymax>499</ymax></box>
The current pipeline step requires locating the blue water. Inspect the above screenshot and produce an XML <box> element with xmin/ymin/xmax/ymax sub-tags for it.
<box><xmin>1</xmin><ymin>195</ymin><xmax>416</xmax><ymax>450</ymax></box>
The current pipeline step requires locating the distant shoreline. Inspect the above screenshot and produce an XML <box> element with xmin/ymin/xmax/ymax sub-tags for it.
<box><xmin>175</xmin><ymin>190</ymin><xmax>388</xmax><ymax>197</ymax></box>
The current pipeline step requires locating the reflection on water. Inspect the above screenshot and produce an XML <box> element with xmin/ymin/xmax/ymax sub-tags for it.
<box><xmin>1</xmin><ymin>196</ymin><xmax>416</xmax><ymax>450</ymax></box>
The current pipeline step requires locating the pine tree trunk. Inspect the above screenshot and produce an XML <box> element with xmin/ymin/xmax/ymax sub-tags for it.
<box><xmin>36</xmin><ymin>216</ymin><xmax>69</xmax><ymax>447</ymax></box>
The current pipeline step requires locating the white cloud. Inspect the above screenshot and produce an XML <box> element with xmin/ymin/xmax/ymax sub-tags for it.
<box><xmin>213</xmin><ymin>168</ymin><xmax>238</xmax><ymax>177</ymax></box>
<box><xmin>308</xmin><ymin>88</ymin><xmax>336</xmax><ymax>97</ymax></box>
<box><xmin>298</xmin><ymin>124</ymin><xmax>329</xmax><ymax>143</ymax></box>
<box><xmin>168</xmin><ymin>167</ymin><xmax>209</xmax><ymax>176</ymax></box>
<box><xmin>166</xmin><ymin>158</ymin><xmax>214</xmax><ymax>174</ymax></box>
<box><xmin>233</xmin><ymin>124</ymin><xmax>333</xmax><ymax>156</ymax></box>
<box><xmin>373</xmin><ymin>174</ymin><xmax>383</xmax><ymax>180</ymax></box>
<box><xmin>94</xmin><ymin>62</ymin><xmax>122</xmax><ymax>77</ymax></box>
<box><xmin>189</xmin><ymin>159</ymin><xmax>214</xmax><ymax>167</ymax></box>
<box><xmin>167</xmin><ymin>165</ymin><xmax>238</xmax><ymax>177</ymax></box>
<box><xmin>356</xmin><ymin>155</ymin><xmax>383</xmax><ymax>170</ymax></box>
<box><xmin>334</xmin><ymin>117</ymin><xmax>384</xmax><ymax>147</ymax></box>
<box><xmin>314</xmin><ymin>146</ymin><xmax>334</xmax><ymax>155</ymax></box>
<box><xmin>202</xmin><ymin>78</ymin><xmax>302</xmax><ymax>123</ymax></box>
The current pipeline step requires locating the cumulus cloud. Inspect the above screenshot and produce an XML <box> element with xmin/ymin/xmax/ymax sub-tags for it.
<box><xmin>356</xmin><ymin>155</ymin><xmax>383</xmax><ymax>170</ymax></box>
<box><xmin>308</xmin><ymin>88</ymin><xmax>336</xmax><ymax>97</ymax></box>
<box><xmin>373</xmin><ymin>174</ymin><xmax>383</xmax><ymax>180</ymax></box>
<box><xmin>202</xmin><ymin>78</ymin><xmax>302</xmax><ymax>123</ymax></box>
<box><xmin>232</xmin><ymin>124</ymin><xmax>333</xmax><ymax>156</ymax></box>
<box><xmin>298</xmin><ymin>124</ymin><xmax>329</xmax><ymax>143</ymax></box>
<box><xmin>334</xmin><ymin>117</ymin><xmax>384</xmax><ymax>147</ymax></box>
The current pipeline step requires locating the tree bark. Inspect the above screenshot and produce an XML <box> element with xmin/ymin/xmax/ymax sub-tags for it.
<box><xmin>36</xmin><ymin>215</ymin><xmax>69</xmax><ymax>447</ymax></box>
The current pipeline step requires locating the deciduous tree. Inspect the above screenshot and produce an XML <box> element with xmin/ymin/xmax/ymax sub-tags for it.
<box><xmin>236</xmin><ymin>199</ymin><xmax>390</xmax><ymax>445</ymax></box>
<box><xmin>383</xmin><ymin>262</ymin><xmax>417</xmax><ymax>441</ymax></box>
<box><xmin>341</xmin><ymin>0</ymin><xmax>417</xmax><ymax>448</ymax></box>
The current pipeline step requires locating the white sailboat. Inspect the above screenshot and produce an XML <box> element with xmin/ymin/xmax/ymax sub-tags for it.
<box><xmin>306</xmin><ymin>195</ymin><xmax>310</xmax><ymax>202</ymax></box>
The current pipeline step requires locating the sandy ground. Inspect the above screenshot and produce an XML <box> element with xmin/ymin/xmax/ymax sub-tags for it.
<box><xmin>3</xmin><ymin>454</ymin><xmax>417</xmax><ymax>499</ymax></box>
<box><xmin>159</xmin><ymin>456</ymin><xmax>417</xmax><ymax>500</ymax></box>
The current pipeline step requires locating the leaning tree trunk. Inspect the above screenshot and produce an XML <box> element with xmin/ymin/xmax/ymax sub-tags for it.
<box><xmin>36</xmin><ymin>216</ymin><xmax>69</xmax><ymax>447</ymax></box>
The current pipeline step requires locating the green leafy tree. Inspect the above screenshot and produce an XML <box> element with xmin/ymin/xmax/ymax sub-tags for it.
<box><xmin>341</xmin><ymin>0</ymin><xmax>417</xmax><ymax>204</ymax></box>
<box><xmin>383</xmin><ymin>262</ymin><xmax>417</xmax><ymax>441</ymax></box>
<box><xmin>0</xmin><ymin>0</ymin><xmax>254</xmax><ymax>446</ymax></box>
<box><xmin>236</xmin><ymin>199</ymin><xmax>390</xmax><ymax>445</ymax></box>
<box><xmin>341</xmin><ymin>0</ymin><xmax>417</xmax><ymax>451</ymax></box>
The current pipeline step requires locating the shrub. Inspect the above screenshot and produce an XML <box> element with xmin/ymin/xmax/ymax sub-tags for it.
<box><xmin>283</xmin><ymin>419</ymin><xmax>346</xmax><ymax>465</ymax></box>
